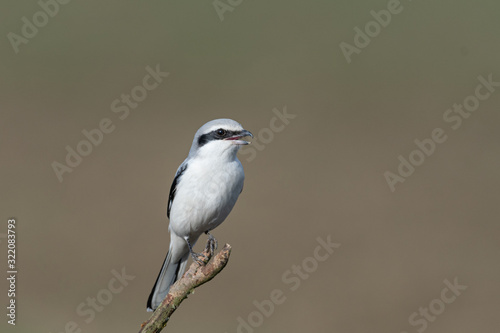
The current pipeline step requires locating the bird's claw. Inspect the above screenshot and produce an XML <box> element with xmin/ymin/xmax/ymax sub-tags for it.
<box><xmin>205</xmin><ymin>231</ymin><xmax>218</xmax><ymax>256</ymax></box>
<box><xmin>204</xmin><ymin>237</ymin><xmax>217</xmax><ymax>256</ymax></box>
<box><xmin>186</xmin><ymin>232</ymin><xmax>218</xmax><ymax>266</ymax></box>
<box><xmin>190</xmin><ymin>251</ymin><xmax>209</xmax><ymax>265</ymax></box>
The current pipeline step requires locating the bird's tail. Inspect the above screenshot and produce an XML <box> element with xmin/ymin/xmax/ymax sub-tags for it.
<box><xmin>147</xmin><ymin>236</ymin><xmax>190</xmax><ymax>311</ymax></box>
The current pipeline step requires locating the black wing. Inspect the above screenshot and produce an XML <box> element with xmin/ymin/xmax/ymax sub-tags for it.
<box><xmin>167</xmin><ymin>162</ymin><xmax>188</xmax><ymax>219</ymax></box>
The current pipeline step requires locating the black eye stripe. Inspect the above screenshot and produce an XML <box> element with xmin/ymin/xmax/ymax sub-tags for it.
<box><xmin>197</xmin><ymin>129</ymin><xmax>237</xmax><ymax>147</ymax></box>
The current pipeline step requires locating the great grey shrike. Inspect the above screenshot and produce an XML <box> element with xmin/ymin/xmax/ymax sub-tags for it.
<box><xmin>147</xmin><ymin>119</ymin><xmax>253</xmax><ymax>311</ymax></box>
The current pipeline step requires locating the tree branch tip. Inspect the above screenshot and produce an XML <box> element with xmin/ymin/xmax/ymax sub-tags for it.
<box><xmin>139</xmin><ymin>240</ymin><xmax>233</xmax><ymax>333</ymax></box>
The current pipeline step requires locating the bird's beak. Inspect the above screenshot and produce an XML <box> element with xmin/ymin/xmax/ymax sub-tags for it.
<box><xmin>224</xmin><ymin>129</ymin><xmax>253</xmax><ymax>145</ymax></box>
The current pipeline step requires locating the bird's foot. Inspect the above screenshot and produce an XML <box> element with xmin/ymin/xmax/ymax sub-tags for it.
<box><xmin>185</xmin><ymin>233</ymin><xmax>218</xmax><ymax>266</ymax></box>
<box><xmin>205</xmin><ymin>231</ymin><xmax>218</xmax><ymax>256</ymax></box>
<box><xmin>186</xmin><ymin>238</ymin><xmax>209</xmax><ymax>265</ymax></box>
<box><xmin>190</xmin><ymin>251</ymin><xmax>209</xmax><ymax>265</ymax></box>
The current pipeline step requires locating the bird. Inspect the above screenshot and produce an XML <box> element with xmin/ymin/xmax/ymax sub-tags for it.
<box><xmin>147</xmin><ymin>118</ymin><xmax>253</xmax><ymax>311</ymax></box>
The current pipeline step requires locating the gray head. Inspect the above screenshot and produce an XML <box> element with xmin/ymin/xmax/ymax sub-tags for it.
<box><xmin>188</xmin><ymin>119</ymin><xmax>253</xmax><ymax>158</ymax></box>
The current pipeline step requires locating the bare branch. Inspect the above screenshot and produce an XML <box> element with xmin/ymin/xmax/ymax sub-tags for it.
<box><xmin>139</xmin><ymin>243</ymin><xmax>232</xmax><ymax>333</ymax></box>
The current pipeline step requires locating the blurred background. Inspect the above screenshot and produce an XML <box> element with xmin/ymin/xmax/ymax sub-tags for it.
<box><xmin>1</xmin><ymin>1</ymin><xmax>499</xmax><ymax>332</ymax></box>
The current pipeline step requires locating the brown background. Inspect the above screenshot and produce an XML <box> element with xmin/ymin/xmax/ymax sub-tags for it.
<box><xmin>1</xmin><ymin>1</ymin><xmax>499</xmax><ymax>332</ymax></box>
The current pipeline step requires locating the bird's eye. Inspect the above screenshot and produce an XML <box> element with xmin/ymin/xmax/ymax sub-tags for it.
<box><xmin>216</xmin><ymin>129</ymin><xmax>226</xmax><ymax>136</ymax></box>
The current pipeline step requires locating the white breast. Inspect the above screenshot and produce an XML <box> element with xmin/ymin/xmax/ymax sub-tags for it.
<box><xmin>168</xmin><ymin>157</ymin><xmax>245</xmax><ymax>239</ymax></box>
